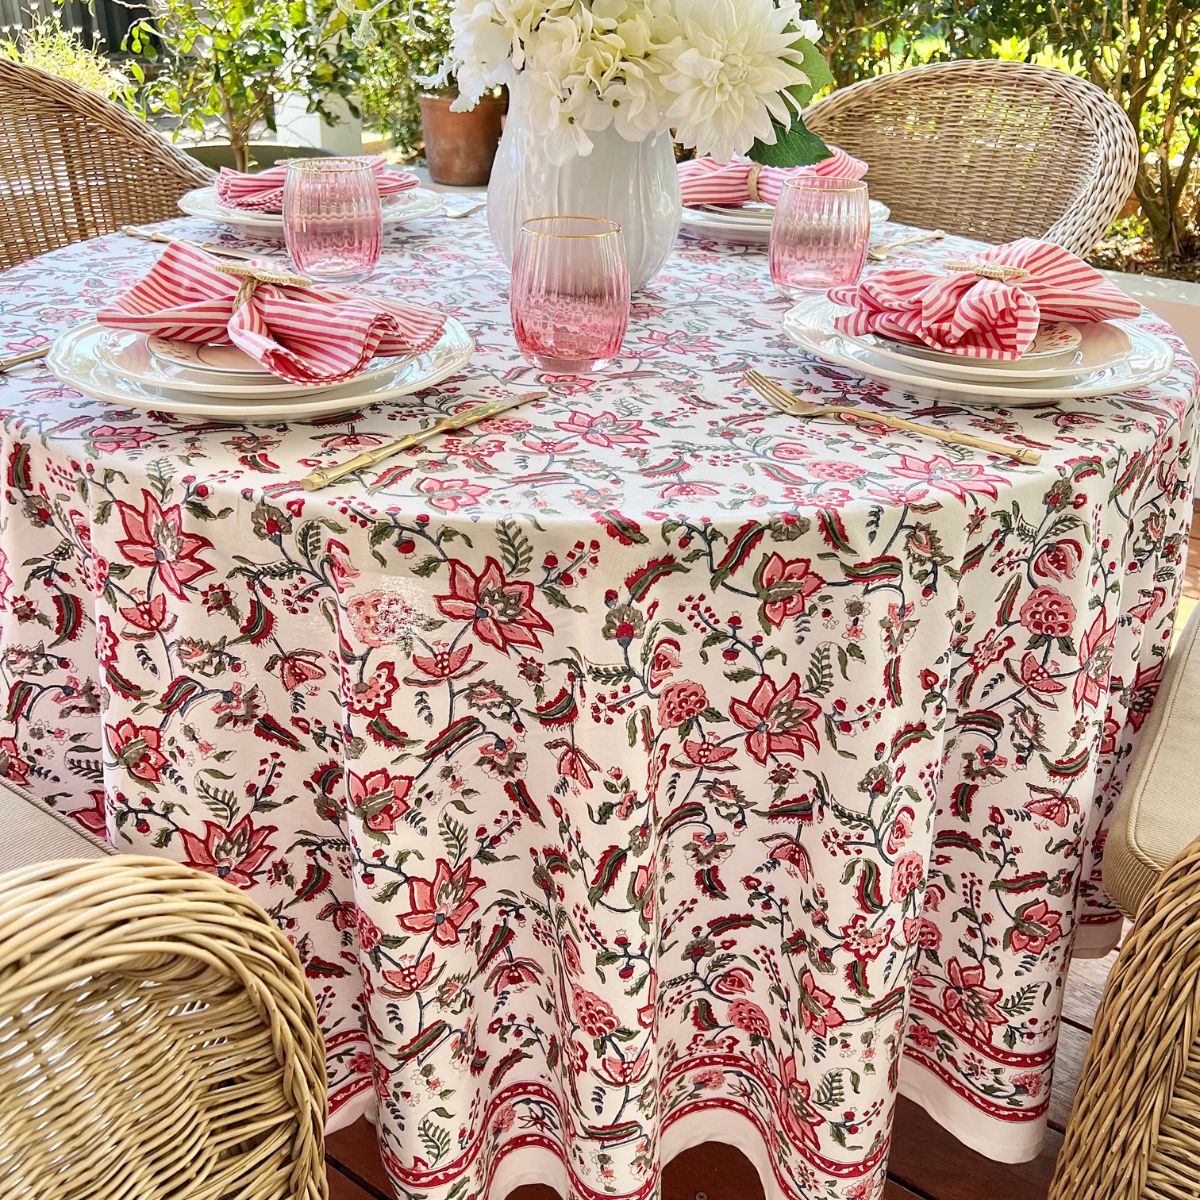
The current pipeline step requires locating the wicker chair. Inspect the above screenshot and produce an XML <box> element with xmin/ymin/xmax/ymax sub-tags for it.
<box><xmin>1049</xmin><ymin>605</ymin><xmax>1200</xmax><ymax>1199</ymax></box>
<box><xmin>805</xmin><ymin>60</ymin><xmax>1140</xmax><ymax>255</ymax></box>
<box><xmin>0</xmin><ymin>59</ymin><xmax>211</xmax><ymax>271</ymax></box>
<box><xmin>0</xmin><ymin>779</ymin><xmax>328</xmax><ymax>1199</ymax></box>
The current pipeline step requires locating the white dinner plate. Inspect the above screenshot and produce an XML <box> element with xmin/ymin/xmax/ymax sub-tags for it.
<box><xmin>91</xmin><ymin>325</ymin><xmax>408</xmax><ymax>398</ymax></box>
<box><xmin>47</xmin><ymin>319</ymin><xmax>475</xmax><ymax>422</ymax></box>
<box><xmin>782</xmin><ymin>296</ymin><xmax>1175</xmax><ymax>407</ymax></box>
<box><xmin>148</xmin><ymin>337</ymin><xmax>274</xmax><ymax>377</ymax></box>
<box><xmin>842</xmin><ymin>321</ymin><xmax>1134</xmax><ymax>384</ymax></box>
<box><xmin>680</xmin><ymin>199</ymin><xmax>891</xmax><ymax>246</ymax></box>
<box><xmin>178</xmin><ymin>185</ymin><xmax>445</xmax><ymax>241</ymax></box>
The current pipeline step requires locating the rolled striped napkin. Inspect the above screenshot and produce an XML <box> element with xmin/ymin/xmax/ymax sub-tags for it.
<box><xmin>215</xmin><ymin>155</ymin><xmax>419</xmax><ymax>213</ymax></box>
<box><xmin>829</xmin><ymin>238</ymin><xmax>1142</xmax><ymax>360</ymax></box>
<box><xmin>97</xmin><ymin>241</ymin><xmax>447</xmax><ymax>385</ymax></box>
<box><xmin>678</xmin><ymin>146</ymin><xmax>869</xmax><ymax>208</ymax></box>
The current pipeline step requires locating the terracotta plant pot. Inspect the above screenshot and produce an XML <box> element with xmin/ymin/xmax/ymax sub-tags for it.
<box><xmin>418</xmin><ymin>92</ymin><xmax>507</xmax><ymax>187</ymax></box>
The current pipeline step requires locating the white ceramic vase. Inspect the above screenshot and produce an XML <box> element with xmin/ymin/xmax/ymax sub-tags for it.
<box><xmin>487</xmin><ymin>79</ymin><xmax>682</xmax><ymax>292</ymax></box>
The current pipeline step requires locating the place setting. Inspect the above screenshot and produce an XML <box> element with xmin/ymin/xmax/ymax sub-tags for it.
<box><xmin>762</xmin><ymin>172</ymin><xmax>1175</xmax><ymax>408</ymax></box>
<box><xmin>177</xmin><ymin>154</ymin><xmax>448</xmax><ymax>240</ymax></box>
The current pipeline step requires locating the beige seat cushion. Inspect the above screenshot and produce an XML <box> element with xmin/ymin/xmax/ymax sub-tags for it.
<box><xmin>1104</xmin><ymin>603</ymin><xmax>1200</xmax><ymax>918</ymax></box>
<box><xmin>0</xmin><ymin>777</ymin><xmax>113</xmax><ymax>869</ymax></box>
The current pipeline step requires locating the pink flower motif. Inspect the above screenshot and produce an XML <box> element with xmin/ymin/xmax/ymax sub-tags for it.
<box><xmin>658</xmin><ymin>680</ymin><xmax>708</xmax><ymax>727</ymax></box>
<box><xmin>1009</xmin><ymin>899</ymin><xmax>1063</xmax><ymax>954</ymax></box>
<box><xmin>347</xmin><ymin>768</ymin><xmax>413</xmax><ymax>832</ymax></box>
<box><xmin>398</xmin><ymin>858</ymin><xmax>484</xmax><ymax>946</ymax></box>
<box><xmin>799</xmin><ymin>969</ymin><xmax>846</xmax><ymax>1038</ymax></box>
<box><xmin>730</xmin><ymin>674</ymin><xmax>821</xmax><ymax>764</ymax></box>
<box><xmin>554</xmin><ymin>410</ymin><xmax>652</xmax><ymax>447</ymax></box>
<box><xmin>941</xmin><ymin>957</ymin><xmax>1007</xmax><ymax>1040</ymax></box>
<box><xmin>178</xmin><ymin>815</ymin><xmax>277</xmax><ymax>888</ymax></box>
<box><xmin>1019</xmin><ymin>587</ymin><xmax>1077</xmax><ymax>637</ymax></box>
<box><xmin>728</xmin><ymin>999</ymin><xmax>771</xmax><ymax>1036</ymax></box>
<box><xmin>648</xmin><ymin>639</ymin><xmax>681</xmax><ymax>688</ymax></box>
<box><xmin>1032</xmin><ymin>539</ymin><xmax>1083</xmax><ymax>582</ymax></box>
<box><xmin>1074</xmin><ymin>608</ymin><xmax>1116</xmax><ymax>708</ymax></box>
<box><xmin>775</xmin><ymin>1055</ymin><xmax>825</xmax><ymax>1151</ymax></box>
<box><xmin>114</xmin><ymin>489</ymin><xmax>214</xmax><ymax>600</ymax></box>
<box><xmin>88</xmin><ymin>424</ymin><xmax>157</xmax><ymax>453</ymax></box>
<box><xmin>758</xmin><ymin>553</ymin><xmax>824</xmax><ymax>628</ymax></box>
<box><xmin>414</xmin><ymin>477</ymin><xmax>491</xmax><ymax>512</ymax></box>
<box><xmin>106</xmin><ymin>718</ymin><xmax>168</xmax><ymax>783</ymax></box>
<box><xmin>890</xmin><ymin>454</ymin><xmax>1005</xmax><ymax>501</ymax></box>
<box><xmin>381</xmin><ymin>953</ymin><xmax>438</xmax><ymax>998</ymax></box>
<box><xmin>0</xmin><ymin>736</ymin><xmax>30</xmax><ymax>786</ymax></box>
<box><xmin>573</xmin><ymin>985</ymin><xmax>619</xmax><ymax>1037</ymax></box>
<box><xmin>346</xmin><ymin>591</ymin><xmax>415</xmax><ymax>648</ymax></box>
<box><xmin>889</xmin><ymin>851</ymin><xmax>925</xmax><ymax>903</ymax></box>
<box><xmin>435</xmin><ymin>557</ymin><xmax>553</xmax><ymax>655</ymax></box>
<box><xmin>671</xmin><ymin>735</ymin><xmax>738</xmax><ymax>772</ymax></box>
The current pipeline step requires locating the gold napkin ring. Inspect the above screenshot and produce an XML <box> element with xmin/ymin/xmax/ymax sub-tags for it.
<box><xmin>746</xmin><ymin>162</ymin><xmax>764</xmax><ymax>203</ymax></box>
<box><xmin>944</xmin><ymin>259</ymin><xmax>1032</xmax><ymax>282</ymax></box>
<box><xmin>214</xmin><ymin>261</ymin><xmax>313</xmax><ymax>307</ymax></box>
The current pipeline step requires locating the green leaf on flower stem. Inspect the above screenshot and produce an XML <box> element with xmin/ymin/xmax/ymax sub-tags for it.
<box><xmin>749</xmin><ymin>116</ymin><xmax>830</xmax><ymax>169</ymax></box>
<box><xmin>786</xmin><ymin>37</ymin><xmax>835</xmax><ymax>107</ymax></box>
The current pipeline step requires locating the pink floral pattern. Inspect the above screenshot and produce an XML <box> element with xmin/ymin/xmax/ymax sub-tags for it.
<box><xmin>0</xmin><ymin>217</ymin><xmax>1197</xmax><ymax>1200</ymax></box>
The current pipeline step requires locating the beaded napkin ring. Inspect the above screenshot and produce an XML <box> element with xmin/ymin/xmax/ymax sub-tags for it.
<box><xmin>214</xmin><ymin>261</ymin><xmax>314</xmax><ymax>307</ymax></box>
<box><xmin>944</xmin><ymin>260</ymin><xmax>1032</xmax><ymax>282</ymax></box>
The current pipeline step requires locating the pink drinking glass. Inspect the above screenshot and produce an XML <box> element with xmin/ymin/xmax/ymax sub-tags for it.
<box><xmin>770</xmin><ymin>176</ymin><xmax>870</xmax><ymax>296</ymax></box>
<box><xmin>511</xmin><ymin>216</ymin><xmax>630</xmax><ymax>372</ymax></box>
<box><xmin>283</xmin><ymin>158</ymin><xmax>382</xmax><ymax>283</ymax></box>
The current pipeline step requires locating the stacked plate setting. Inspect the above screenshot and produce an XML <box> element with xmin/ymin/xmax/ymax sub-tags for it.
<box><xmin>681</xmin><ymin>199</ymin><xmax>891</xmax><ymax>245</ymax></box>
<box><xmin>783</xmin><ymin>295</ymin><xmax>1176</xmax><ymax>406</ymax></box>
<box><xmin>178</xmin><ymin>185</ymin><xmax>445</xmax><ymax>241</ymax></box>
<box><xmin>47</xmin><ymin>321</ymin><xmax>475</xmax><ymax>422</ymax></box>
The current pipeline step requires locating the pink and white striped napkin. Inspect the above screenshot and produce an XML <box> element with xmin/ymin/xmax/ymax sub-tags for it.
<box><xmin>829</xmin><ymin>238</ymin><xmax>1142</xmax><ymax>360</ymax></box>
<box><xmin>678</xmin><ymin>146</ymin><xmax>869</xmax><ymax>208</ymax></box>
<box><xmin>97</xmin><ymin>242</ymin><xmax>447</xmax><ymax>385</ymax></box>
<box><xmin>214</xmin><ymin>156</ymin><xmax>419</xmax><ymax>213</ymax></box>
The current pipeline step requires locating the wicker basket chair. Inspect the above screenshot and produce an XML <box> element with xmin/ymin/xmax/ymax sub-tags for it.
<box><xmin>0</xmin><ymin>854</ymin><xmax>328</xmax><ymax>1200</ymax></box>
<box><xmin>0</xmin><ymin>59</ymin><xmax>211</xmax><ymax>272</ymax></box>
<box><xmin>804</xmin><ymin>60</ymin><xmax>1139</xmax><ymax>255</ymax></box>
<box><xmin>1049</xmin><ymin>604</ymin><xmax>1200</xmax><ymax>1199</ymax></box>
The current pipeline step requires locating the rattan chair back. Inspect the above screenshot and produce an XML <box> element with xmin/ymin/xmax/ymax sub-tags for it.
<box><xmin>0</xmin><ymin>856</ymin><xmax>327</xmax><ymax>1199</ymax></box>
<box><xmin>805</xmin><ymin>60</ymin><xmax>1140</xmax><ymax>254</ymax></box>
<box><xmin>0</xmin><ymin>60</ymin><xmax>211</xmax><ymax>271</ymax></box>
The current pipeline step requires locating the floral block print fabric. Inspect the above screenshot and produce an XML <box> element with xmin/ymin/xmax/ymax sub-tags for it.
<box><xmin>0</xmin><ymin>217</ymin><xmax>1197</xmax><ymax>1200</ymax></box>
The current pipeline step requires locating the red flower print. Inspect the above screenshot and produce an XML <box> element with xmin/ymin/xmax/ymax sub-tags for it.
<box><xmin>941</xmin><ymin>957</ymin><xmax>1007</xmax><ymax>1040</ymax></box>
<box><xmin>799</xmin><ymin>969</ymin><xmax>846</xmax><ymax>1038</ymax></box>
<box><xmin>671</xmin><ymin>735</ymin><xmax>737</xmax><ymax>771</ymax></box>
<box><xmin>648</xmin><ymin>639</ymin><xmax>681</xmax><ymax>688</ymax></box>
<box><xmin>573</xmin><ymin>985</ymin><xmax>619</xmax><ymax>1038</ymax></box>
<box><xmin>1074</xmin><ymin>608</ymin><xmax>1116</xmax><ymax>708</ymax></box>
<box><xmin>1129</xmin><ymin>586</ymin><xmax>1167</xmax><ymax>625</ymax></box>
<box><xmin>1126</xmin><ymin>658</ymin><xmax>1164</xmax><ymax>731</ymax></box>
<box><xmin>891</xmin><ymin>454</ymin><xmax>1005</xmax><ymax>501</ymax></box>
<box><xmin>106</xmin><ymin>718</ymin><xmax>168</xmax><ymax>783</ymax></box>
<box><xmin>889</xmin><ymin>851</ymin><xmax>925</xmax><ymax>903</ymax></box>
<box><xmin>88</xmin><ymin>424</ymin><xmax>156</xmax><ymax>454</ymax></box>
<box><xmin>844</xmin><ymin>914</ymin><xmax>896</xmax><ymax>961</ymax></box>
<box><xmin>346</xmin><ymin>591</ymin><xmax>414</xmax><ymax>648</ymax></box>
<box><xmin>406</xmin><ymin>642</ymin><xmax>479</xmax><ymax>683</ymax></box>
<box><xmin>657</xmin><ymin>680</ymin><xmax>708</xmax><ymax>727</ymax></box>
<box><xmin>775</xmin><ymin>1055</ymin><xmax>825</xmax><ymax>1151</ymax></box>
<box><xmin>758</xmin><ymin>553</ymin><xmax>824</xmax><ymax>628</ymax></box>
<box><xmin>399</xmin><ymin>858</ymin><xmax>484</xmax><ymax>945</ymax></box>
<box><xmin>713</xmin><ymin>967</ymin><xmax>753</xmax><ymax>996</ymax></box>
<box><xmin>1009</xmin><ymin>899</ymin><xmax>1063</xmax><ymax>954</ymax></box>
<box><xmin>268</xmin><ymin>649</ymin><xmax>327</xmax><ymax>691</ymax></box>
<box><xmin>381</xmin><ymin>953</ymin><xmax>438</xmax><ymax>998</ymax></box>
<box><xmin>178</xmin><ymin>815</ymin><xmax>277</xmax><ymax>888</ymax></box>
<box><xmin>728</xmin><ymin>999</ymin><xmax>771</xmax><ymax>1037</ymax></box>
<box><xmin>730</xmin><ymin>674</ymin><xmax>821</xmax><ymax>764</ymax></box>
<box><xmin>344</xmin><ymin>662</ymin><xmax>400</xmax><ymax>718</ymax></box>
<box><xmin>114</xmin><ymin>489</ymin><xmax>214</xmax><ymax>601</ymax></box>
<box><xmin>1012</xmin><ymin>1071</ymin><xmax>1045</xmax><ymax>1098</ymax></box>
<box><xmin>1032</xmin><ymin>540</ymin><xmax>1083</xmax><ymax>582</ymax></box>
<box><xmin>903</xmin><ymin>917</ymin><xmax>940</xmax><ymax>950</ymax></box>
<box><xmin>414</xmin><ymin>477</ymin><xmax>491</xmax><ymax>512</ymax></box>
<box><xmin>765</xmin><ymin>836</ymin><xmax>812</xmax><ymax>880</ymax></box>
<box><xmin>1019</xmin><ymin>587</ymin><xmax>1077</xmax><ymax>638</ymax></box>
<box><xmin>885</xmin><ymin>806</ymin><xmax>914</xmax><ymax>855</ymax></box>
<box><xmin>357</xmin><ymin>908</ymin><xmax>382</xmax><ymax>952</ymax></box>
<box><xmin>598</xmin><ymin>1050</ymin><xmax>651</xmax><ymax>1086</ymax></box>
<box><xmin>1010</xmin><ymin>651</ymin><xmax>1067</xmax><ymax>704</ymax></box>
<box><xmin>0</xmin><ymin>736</ymin><xmax>30</xmax><ymax>786</ymax></box>
<box><xmin>348</xmin><ymin>768</ymin><xmax>413</xmax><ymax>832</ymax></box>
<box><xmin>554</xmin><ymin>410</ymin><xmax>652</xmax><ymax>447</ymax></box>
<box><xmin>435</xmin><ymin>557</ymin><xmax>552</xmax><ymax>655</ymax></box>
<box><xmin>556</xmin><ymin>744</ymin><xmax>599</xmax><ymax>788</ymax></box>
<box><xmin>1024</xmin><ymin>786</ymin><xmax>1079</xmax><ymax>828</ymax></box>
<box><xmin>485</xmin><ymin>956</ymin><xmax>540</xmax><ymax>992</ymax></box>
<box><xmin>118</xmin><ymin>594</ymin><xmax>176</xmax><ymax>636</ymax></box>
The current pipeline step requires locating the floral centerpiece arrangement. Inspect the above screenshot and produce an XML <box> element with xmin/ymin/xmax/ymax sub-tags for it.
<box><xmin>447</xmin><ymin>0</ymin><xmax>833</xmax><ymax>288</ymax></box>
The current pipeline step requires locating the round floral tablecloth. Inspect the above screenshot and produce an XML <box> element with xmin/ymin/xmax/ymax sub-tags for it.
<box><xmin>1</xmin><ymin>214</ymin><xmax>1196</xmax><ymax>1200</ymax></box>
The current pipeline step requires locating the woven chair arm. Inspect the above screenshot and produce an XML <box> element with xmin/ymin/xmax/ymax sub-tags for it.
<box><xmin>1050</xmin><ymin>834</ymin><xmax>1200</xmax><ymax>1200</ymax></box>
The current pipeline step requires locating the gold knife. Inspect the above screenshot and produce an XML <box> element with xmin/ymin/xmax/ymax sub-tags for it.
<box><xmin>301</xmin><ymin>390</ymin><xmax>550</xmax><ymax>492</ymax></box>
<box><xmin>0</xmin><ymin>346</ymin><xmax>50</xmax><ymax>372</ymax></box>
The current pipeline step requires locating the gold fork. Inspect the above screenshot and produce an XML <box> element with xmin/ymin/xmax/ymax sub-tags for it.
<box><xmin>745</xmin><ymin>370</ymin><xmax>1040</xmax><ymax>465</ymax></box>
<box><xmin>867</xmin><ymin>230</ymin><xmax>946</xmax><ymax>262</ymax></box>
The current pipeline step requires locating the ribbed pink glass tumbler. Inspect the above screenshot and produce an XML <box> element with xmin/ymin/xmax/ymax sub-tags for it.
<box><xmin>770</xmin><ymin>176</ymin><xmax>870</xmax><ymax>296</ymax></box>
<box><xmin>283</xmin><ymin>158</ymin><xmax>382</xmax><ymax>283</ymax></box>
<box><xmin>511</xmin><ymin>217</ymin><xmax>630</xmax><ymax>372</ymax></box>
